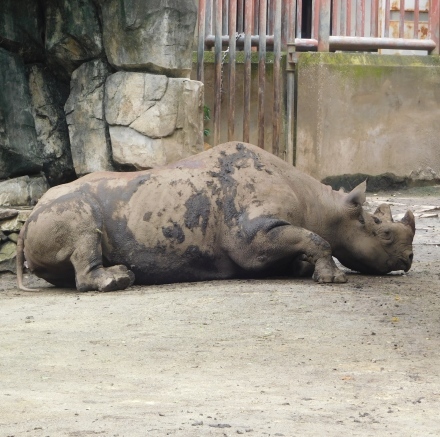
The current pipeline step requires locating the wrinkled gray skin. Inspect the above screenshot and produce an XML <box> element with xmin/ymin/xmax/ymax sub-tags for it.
<box><xmin>17</xmin><ymin>142</ymin><xmax>415</xmax><ymax>292</ymax></box>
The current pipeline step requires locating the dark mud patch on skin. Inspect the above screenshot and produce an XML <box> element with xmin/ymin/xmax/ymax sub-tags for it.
<box><xmin>162</xmin><ymin>223</ymin><xmax>185</xmax><ymax>244</ymax></box>
<box><xmin>184</xmin><ymin>192</ymin><xmax>211</xmax><ymax>234</ymax></box>
<box><xmin>209</xmin><ymin>143</ymin><xmax>265</xmax><ymax>227</ymax></box>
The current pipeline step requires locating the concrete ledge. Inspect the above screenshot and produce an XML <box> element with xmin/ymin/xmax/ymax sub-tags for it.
<box><xmin>296</xmin><ymin>52</ymin><xmax>440</xmax><ymax>183</ymax></box>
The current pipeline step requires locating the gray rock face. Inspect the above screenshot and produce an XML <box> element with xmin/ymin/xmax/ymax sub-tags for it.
<box><xmin>0</xmin><ymin>208</ymin><xmax>32</xmax><ymax>273</ymax></box>
<box><xmin>0</xmin><ymin>176</ymin><xmax>49</xmax><ymax>207</ymax></box>
<box><xmin>105</xmin><ymin>72</ymin><xmax>204</xmax><ymax>168</ymax></box>
<box><xmin>0</xmin><ymin>0</ymin><xmax>44</xmax><ymax>62</ymax></box>
<box><xmin>0</xmin><ymin>48</ymin><xmax>42</xmax><ymax>179</ymax></box>
<box><xmin>28</xmin><ymin>65</ymin><xmax>76</xmax><ymax>186</ymax></box>
<box><xmin>44</xmin><ymin>0</ymin><xmax>103</xmax><ymax>78</ymax></box>
<box><xmin>102</xmin><ymin>0</ymin><xmax>197</xmax><ymax>77</ymax></box>
<box><xmin>65</xmin><ymin>59</ymin><xmax>114</xmax><ymax>176</ymax></box>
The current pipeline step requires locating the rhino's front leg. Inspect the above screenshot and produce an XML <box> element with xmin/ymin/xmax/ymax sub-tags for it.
<box><xmin>226</xmin><ymin>221</ymin><xmax>347</xmax><ymax>283</ymax></box>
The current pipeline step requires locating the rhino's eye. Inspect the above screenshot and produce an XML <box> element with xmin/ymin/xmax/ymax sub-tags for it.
<box><xmin>382</xmin><ymin>229</ymin><xmax>393</xmax><ymax>240</ymax></box>
<box><xmin>373</xmin><ymin>216</ymin><xmax>381</xmax><ymax>224</ymax></box>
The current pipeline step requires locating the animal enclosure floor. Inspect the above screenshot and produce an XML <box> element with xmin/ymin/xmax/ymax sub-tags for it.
<box><xmin>1</xmin><ymin>190</ymin><xmax>439</xmax><ymax>437</ymax></box>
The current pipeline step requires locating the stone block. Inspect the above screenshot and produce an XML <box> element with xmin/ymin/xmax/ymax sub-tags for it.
<box><xmin>102</xmin><ymin>0</ymin><xmax>197</xmax><ymax>77</ymax></box>
<box><xmin>0</xmin><ymin>48</ymin><xmax>42</xmax><ymax>179</ymax></box>
<box><xmin>28</xmin><ymin>64</ymin><xmax>76</xmax><ymax>185</ymax></box>
<box><xmin>65</xmin><ymin>59</ymin><xmax>114</xmax><ymax>176</ymax></box>
<box><xmin>0</xmin><ymin>176</ymin><xmax>49</xmax><ymax>207</ymax></box>
<box><xmin>0</xmin><ymin>0</ymin><xmax>44</xmax><ymax>61</ymax></box>
<box><xmin>0</xmin><ymin>240</ymin><xmax>17</xmax><ymax>273</ymax></box>
<box><xmin>105</xmin><ymin>72</ymin><xmax>204</xmax><ymax>168</ymax></box>
<box><xmin>44</xmin><ymin>0</ymin><xmax>103</xmax><ymax>76</ymax></box>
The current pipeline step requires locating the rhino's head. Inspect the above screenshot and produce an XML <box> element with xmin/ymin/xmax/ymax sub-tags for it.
<box><xmin>333</xmin><ymin>182</ymin><xmax>415</xmax><ymax>275</ymax></box>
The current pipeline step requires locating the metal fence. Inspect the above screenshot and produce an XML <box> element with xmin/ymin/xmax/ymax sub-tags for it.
<box><xmin>196</xmin><ymin>0</ymin><xmax>440</xmax><ymax>161</ymax></box>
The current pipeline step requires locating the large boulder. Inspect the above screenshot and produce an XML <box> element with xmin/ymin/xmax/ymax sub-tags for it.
<box><xmin>0</xmin><ymin>176</ymin><xmax>49</xmax><ymax>207</ymax></box>
<box><xmin>28</xmin><ymin>64</ymin><xmax>77</xmax><ymax>186</ymax></box>
<box><xmin>0</xmin><ymin>48</ymin><xmax>42</xmax><ymax>179</ymax></box>
<box><xmin>65</xmin><ymin>59</ymin><xmax>114</xmax><ymax>176</ymax></box>
<box><xmin>0</xmin><ymin>0</ymin><xmax>44</xmax><ymax>62</ymax></box>
<box><xmin>105</xmin><ymin>72</ymin><xmax>204</xmax><ymax>168</ymax></box>
<box><xmin>101</xmin><ymin>0</ymin><xmax>197</xmax><ymax>77</ymax></box>
<box><xmin>44</xmin><ymin>0</ymin><xmax>103</xmax><ymax>80</ymax></box>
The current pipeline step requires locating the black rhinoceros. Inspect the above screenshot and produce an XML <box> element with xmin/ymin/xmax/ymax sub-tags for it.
<box><xmin>17</xmin><ymin>142</ymin><xmax>415</xmax><ymax>292</ymax></box>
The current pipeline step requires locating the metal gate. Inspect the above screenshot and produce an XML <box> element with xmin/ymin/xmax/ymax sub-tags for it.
<box><xmin>196</xmin><ymin>0</ymin><xmax>439</xmax><ymax>164</ymax></box>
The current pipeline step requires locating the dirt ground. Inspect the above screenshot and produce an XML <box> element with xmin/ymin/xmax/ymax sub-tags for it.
<box><xmin>1</xmin><ymin>188</ymin><xmax>439</xmax><ymax>437</ymax></box>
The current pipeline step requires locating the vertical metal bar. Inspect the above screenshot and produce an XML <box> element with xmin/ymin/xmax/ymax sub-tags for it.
<box><xmin>313</xmin><ymin>0</ymin><xmax>321</xmax><ymax>39</ymax></box>
<box><xmin>222</xmin><ymin>0</ymin><xmax>228</xmax><ymax>35</ymax></box>
<box><xmin>347</xmin><ymin>0</ymin><xmax>352</xmax><ymax>36</ymax></box>
<box><xmin>282</xmin><ymin>0</ymin><xmax>288</xmax><ymax>48</ymax></box>
<box><xmin>237</xmin><ymin>0</ymin><xmax>244</xmax><ymax>32</ymax></box>
<box><xmin>214</xmin><ymin>0</ymin><xmax>223</xmax><ymax>147</ymax></box>
<box><xmin>197</xmin><ymin>0</ymin><xmax>206</xmax><ymax>83</ymax></box>
<box><xmin>385</xmin><ymin>0</ymin><xmax>390</xmax><ymax>37</ymax></box>
<box><xmin>429</xmin><ymin>0</ymin><xmax>440</xmax><ymax>54</ymax></box>
<box><xmin>399</xmin><ymin>0</ymin><xmax>405</xmax><ymax>38</ymax></box>
<box><xmin>206</xmin><ymin>0</ymin><xmax>213</xmax><ymax>37</ymax></box>
<box><xmin>268</xmin><ymin>0</ymin><xmax>274</xmax><ymax>34</ymax></box>
<box><xmin>318</xmin><ymin>0</ymin><xmax>331</xmax><ymax>51</ymax></box>
<box><xmin>254</xmin><ymin>0</ymin><xmax>259</xmax><ymax>34</ymax></box>
<box><xmin>414</xmin><ymin>0</ymin><xmax>420</xmax><ymax>38</ymax></box>
<box><xmin>285</xmin><ymin>0</ymin><xmax>296</xmax><ymax>165</ymax></box>
<box><xmin>340</xmin><ymin>0</ymin><xmax>346</xmax><ymax>36</ymax></box>
<box><xmin>258</xmin><ymin>0</ymin><xmax>267</xmax><ymax>150</ymax></box>
<box><xmin>332</xmin><ymin>0</ymin><xmax>339</xmax><ymax>36</ymax></box>
<box><xmin>272</xmin><ymin>0</ymin><xmax>281</xmax><ymax>155</ymax></box>
<box><xmin>361</xmin><ymin>0</ymin><xmax>366</xmax><ymax>36</ymax></box>
<box><xmin>297</xmin><ymin>0</ymin><xmax>303</xmax><ymax>37</ymax></box>
<box><xmin>371</xmin><ymin>0</ymin><xmax>378</xmax><ymax>37</ymax></box>
<box><xmin>356</xmin><ymin>0</ymin><xmax>363</xmax><ymax>36</ymax></box>
<box><xmin>243</xmin><ymin>0</ymin><xmax>252</xmax><ymax>143</ymax></box>
<box><xmin>228</xmin><ymin>0</ymin><xmax>237</xmax><ymax>141</ymax></box>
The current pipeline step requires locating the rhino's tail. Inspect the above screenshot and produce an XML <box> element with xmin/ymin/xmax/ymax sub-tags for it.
<box><xmin>16</xmin><ymin>229</ymin><xmax>38</xmax><ymax>292</ymax></box>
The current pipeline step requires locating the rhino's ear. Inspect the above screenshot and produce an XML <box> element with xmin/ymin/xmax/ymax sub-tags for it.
<box><xmin>345</xmin><ymin>181</ymin><xmax>367</xmax><ymax>207</ymax></box>
<box><xmin>374</xmin><ymin>203</ymin><xmax>393</xmax><ymax>222</ymax></box>
<box><xmin>401</xmin><ymin>210</ymin><xmax>416</xmax><ymax>234</ymax></box>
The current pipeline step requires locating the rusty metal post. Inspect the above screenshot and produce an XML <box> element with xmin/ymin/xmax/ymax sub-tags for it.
<box><xmin>356</xmin><ymin>0</ymin><xmax>365</xmax><ymax>36</ymax></box>
<box><xmin>384</xmin><ymin>0</ymin><xmax>390</xmax><ymax>37</ymax></box>
<box><xmin>272</xmin><ymin>0</ymin><xmax>281</xmax><ymax>155</ymax></box>
<box><xmin>285</xmin><ymin>0</ymin><xmax>296</xmax><ymax>165</ymax></box>
<box><xmin>243</xmin><ymin>0</ymin><xmax>252</xmax><ymax>143</ymax></box>
<box><xmin>347</xmin><ymin>0</ymin><xmax>352</xmax><ymax>36</ymax></box>
<box><xmin>297</xmin><ymin>0</ymin><xmax>302</xmax><ymax>37</ymax></box>
<box><xmin>429</xmin><ymin>0</ymin><xmax>440</xmax><ymax>54</ymax></box>
<box><xmin>399</xmin><ymin>0</ymin><xmax>405</xmax><ymax>38</ymax></box>
<box><xmin>414</xmin><ymin>0</ymin><xmax>420</xmax><ymax>38</ymax></box>
<box><xmin>228</xmin><ymin>0</ymin><xmax>237</xmax><ymax>141</ymax></box>
<box><xmin>371</xmin><ymin>0</ymin><xmax>378</xmax><ymax>37</ymax></box>
<box><xmin>332</xmin><ymin>0</ymin><xmax>339</xmax><ymax>36</ymax></box>
<box><xmin>318</xmin><ymin>0</ymin><xmax>331</xmax><ymax>51</ymax></box>
<box><xmin>213</xmin><ymin>0</ymin><xmax>223</xmax><ymax>147</ymax></box>
<box><xmin>197</xmin><ymin>0</ymin><xmax>206</xmax><ymax>82</ymax></box>
<box><xmin>258</xmin><ymin>0</ymin><xmax>267</xmax><ymax>150</ymax></box>
<box><xmin>313</xmin><ymin>0</ymin><xmax>321</xmax><ymax>40</ymax></box>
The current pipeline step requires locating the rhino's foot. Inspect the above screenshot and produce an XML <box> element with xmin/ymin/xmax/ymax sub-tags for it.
<box><xmin>98</xmin><ymin>265</ymin><xmax>135</xmax><ymax>292</ymax></box>
<box><xmin>312</xmin><ymin>258</ymin><xmax>347</xmax><ymax>284</ymax></box>
<box><xmin>77</xmin><ymin>265</ymin><xmax>135</xmax><ymax>292</ymax></box>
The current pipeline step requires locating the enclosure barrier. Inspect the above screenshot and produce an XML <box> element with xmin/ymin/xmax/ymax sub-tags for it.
<box><xmin>197</xmin><ymin>0</ymin><xmax>440</xmax><ymax>160</ymax></box>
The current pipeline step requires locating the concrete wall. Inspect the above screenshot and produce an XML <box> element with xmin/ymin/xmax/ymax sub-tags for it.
<box><xmin>296</xmin><ymin>53</ymin><xmax>440</xmax><ymax>186</ymax></box>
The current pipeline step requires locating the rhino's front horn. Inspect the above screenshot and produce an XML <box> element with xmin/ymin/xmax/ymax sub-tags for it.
<box><xmin>374</xmin><ymin>203</ymin><xmax>393</xmax><ymax>221</ymax></box>
<box><xmin>401</xmin><ymin>210</ymin><xmax>416</xmax><ymax>234</ymax></box>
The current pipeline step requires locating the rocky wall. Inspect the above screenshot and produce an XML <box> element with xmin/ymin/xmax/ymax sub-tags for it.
<box><xmin>0</xmin><ymin>0</ymin><xmax>202</xmax><ymax>272</ymax></box>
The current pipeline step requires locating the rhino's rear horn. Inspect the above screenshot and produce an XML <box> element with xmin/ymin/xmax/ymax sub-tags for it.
<box><xmin>374</xmin><ymin>204</ymin><xmax>393</xmax><ymax>221</ymax></box>
<box><xmin>401</xmin><ymin>210</ymin><xmax>416</xmax><ymax>234</ymax></box>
